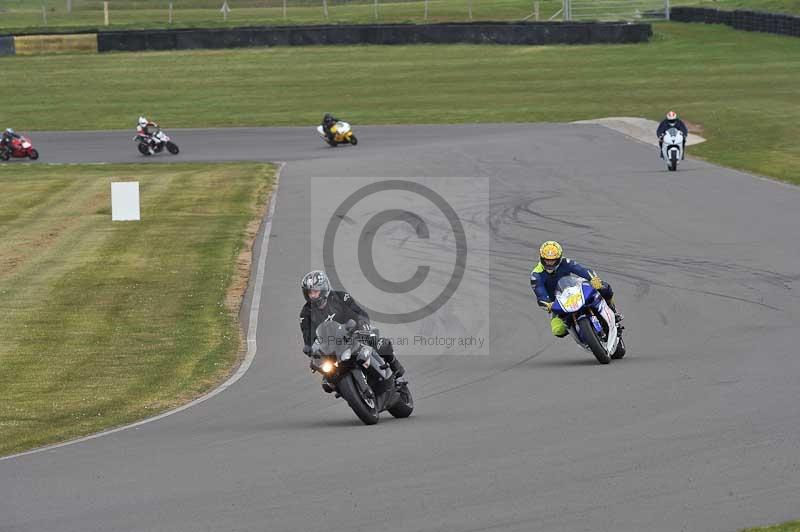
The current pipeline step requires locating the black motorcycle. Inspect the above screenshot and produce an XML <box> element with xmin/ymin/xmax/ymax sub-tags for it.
<box><xmin>308</xmin><ymin>319</ymin><xmax>413</xmax><ymax>425</ymax></box>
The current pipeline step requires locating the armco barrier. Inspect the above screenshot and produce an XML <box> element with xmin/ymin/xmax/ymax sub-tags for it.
<box><xmin>0</xmin><ymin>35</ymin><xmax>15</xmax><ymax>56</ymax></box>
<box><xmin>670</xmin><ymin>7</ymin><xmax>800</xmax><ymax>37</ymax></box>
<box><xmin>97</xmin><ymin>22</ymin><xmax>652</xmax><ymax>52</ymax></box>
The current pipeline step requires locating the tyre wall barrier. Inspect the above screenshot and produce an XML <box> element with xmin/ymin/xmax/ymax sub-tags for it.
<box><xmin>97</xmin><ymin>21</ymin><xmax>652</xmax><ymax>52</ymax></box>
<box><xmin>0</xmin><ymin>35</ymin><xmax>15</xmax><ymax>57</ymax></box>
<box><xmin>670</xmin><ymin>7</ymin><xmax>800</xmax><ymax>37</ymax></box>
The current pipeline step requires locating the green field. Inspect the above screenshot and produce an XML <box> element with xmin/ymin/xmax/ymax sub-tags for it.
<box><xmin>0</xmin><ymin>162</ymin><xmax>275</xmax><ymax>456</ymax></box>
<box><xmin>1</xmin><ymin>0</ymin><xmax>561</xmax><ymax>32</ymax></box>
<box><xmin>745</xmin><ymin>521</ymin><xmax>800</xmax><ymax>532</ymax></box>
<box><xmin>2</xmin><ymin>22</ymin><xmax>798</xmax><ymax>183</ymax></box>
<box><xmin>0</xmin><ymin>0</ymin><xmax>797</xmax><ymax>33</ymax></box>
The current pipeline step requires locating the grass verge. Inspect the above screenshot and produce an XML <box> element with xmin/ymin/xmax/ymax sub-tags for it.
<box><xmin>2</xmin><ymin>23</ymin><xmax>798</xmax><ymax>184</ymax></box>
<box><xmin>0</xmin><ymin>162</ymin><xmax>275</xmax><ymax>456</ymax></box>
<box><xmin>745</xmin><ymin>521</ymin><xmax>800</xmax><ymax>532</ymax></box>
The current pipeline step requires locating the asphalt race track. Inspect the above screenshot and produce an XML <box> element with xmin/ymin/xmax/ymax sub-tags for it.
<box><xmin>2</xmin><ymin>125</ymin><xmax>799</xmax><ymax>532</ymax></box>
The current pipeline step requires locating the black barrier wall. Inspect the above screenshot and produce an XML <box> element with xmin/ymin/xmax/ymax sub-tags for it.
<box><xmin>0</xmin><ymin>35</ymin><xmax>15</xmax><ymax>56</ymax></box>
<box><xmin>671</xmin><ymin>7</ymin><xmax>800</xmax><ymax>37</ymax></box>
<box><xmin>97</xmin><ymin>21</ymin><xmax>651</xmax><ymax>52</ymax></box>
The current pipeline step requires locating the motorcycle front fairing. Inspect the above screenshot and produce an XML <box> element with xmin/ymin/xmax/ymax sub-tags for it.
<box><xmin>661</xmin><ymin>127</ymin><xmax>684</xmax><ymax>159</ymax></box>
<box><xmin>551</xmin><ymin>276</ymin><xmax>605</xmax><ymax>346</ymax></box>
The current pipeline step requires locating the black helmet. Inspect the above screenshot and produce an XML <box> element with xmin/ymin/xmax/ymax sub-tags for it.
<box><xmin>301</xmin><ymin>270</ymin><xmax>331</xmax><ymax>308</ymax></box>
<box><xmin>323</xmin><ymin>113</ymin><xmax>334</xmax><ymax>124</ymax></box>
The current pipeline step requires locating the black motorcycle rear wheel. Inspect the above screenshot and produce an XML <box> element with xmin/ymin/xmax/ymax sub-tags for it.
<box><xmin>138</xmin><ymin>143</ymin><xmax>151</xmax><ymax>156</ymax></box>
<box><xmin>387</xmin><ymin>381</ymin><xmax>413</xmax><ymax>419</ymax></box>
<box><xmin>577</xmin><ymin>315</ymin><xmax>611</xmax><ymax>364</ymax></box>
<box><xmin>338</xmin><ymin>372</ymin><xmax>379</xmax><ymax>425</ymax></box>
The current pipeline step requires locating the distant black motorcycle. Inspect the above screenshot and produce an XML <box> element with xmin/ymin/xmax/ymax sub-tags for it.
<box><xmin>308</xmin><ymin>319</ymin><xmax>413</xmax><ymax>425</ymax></box>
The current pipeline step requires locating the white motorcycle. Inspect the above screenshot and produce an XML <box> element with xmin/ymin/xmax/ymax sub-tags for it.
<box><xmin>134</xmin><ymin>128</ymin><xmax>180</xmax><ymax>156</ymax></box>
<box><xmin>660</xmin><ymin>128</ymin><xmax>684</xmax><ymax>171</ymax></box>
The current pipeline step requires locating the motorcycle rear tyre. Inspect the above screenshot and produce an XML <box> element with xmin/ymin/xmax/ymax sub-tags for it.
<box><xmin>338</xmin><ymin>372</ymin><xmax>379</xmax><ymax>425</ymax></box>
<box><xmin>577</xmin><ymin>315</ymin><xmax>611</xmax><ymax>364</ymax></box>
<box><xmin>138</xmin><ymin>143</ymin><xmax>151</xmax><ymax>156</ymax></box>
<box><xmin>1</xmin><ymin>151</ymin><xmax>10</xmax><ymax>161</ymax></box>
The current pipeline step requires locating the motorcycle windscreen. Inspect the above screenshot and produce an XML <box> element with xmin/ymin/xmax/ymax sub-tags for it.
<box><xmin>315</xmin><ymin>321</ymin><xmax>357</xmax><ymax>359</ymax></box>
<box><xmin>554</xmin><ymin>275</ymin><xmax>586</xmax><ymax>313</ymax></box>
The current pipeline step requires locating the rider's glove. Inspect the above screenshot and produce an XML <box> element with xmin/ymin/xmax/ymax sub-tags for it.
<box><xmin>359</xmin><ymin>321</ymin><xmax>371</xmax><ymax>331</ymax></box>
<box><xmin>302</xmin><ymin>345</ymin><xmax>313</xmax><ymax>356</ymax></box>
<box><xmin>590</xmin><ymin>277</ymin><xmax>603</xmax><ymax>290</ymax></box>
<box><xmin>540</xmin><ymin>301</ymin><xmax>553</xmax><ymax>312</ymax></box>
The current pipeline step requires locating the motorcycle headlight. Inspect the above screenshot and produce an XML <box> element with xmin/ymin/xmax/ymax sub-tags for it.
<box><xmin>321</xmin><ymin>361</ymin><xmax>335</xmax><ymax>373</ymax></box>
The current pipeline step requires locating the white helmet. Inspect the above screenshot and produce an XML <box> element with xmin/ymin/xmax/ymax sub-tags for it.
<box><xmin>138</xmin><ymin>116</ymin><xmax>148</xmax><ymax>127</ymax></box>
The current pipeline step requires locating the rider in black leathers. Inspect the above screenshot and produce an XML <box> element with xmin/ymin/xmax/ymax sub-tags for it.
<box><xmin>321</xmin><ymin>113</ymin><xmax>340</xmax><ymax>143</ymax></box>
<box><xmin>656</xmin><ymin>111</ymin><xmax>688</xmax><ymax>160</ymax></box>
<box><xmin>299</xmin><ymin>270</ymin><xmax>405</xmax><ymax>391</ymax></box>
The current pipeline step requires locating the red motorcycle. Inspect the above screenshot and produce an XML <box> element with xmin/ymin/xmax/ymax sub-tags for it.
<box><xmin>1</xmin><ymin>135</ymin><xmax>39</xmax><ymax>161</ymax></box>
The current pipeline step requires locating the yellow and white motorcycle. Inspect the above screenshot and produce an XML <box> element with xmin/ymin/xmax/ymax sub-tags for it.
<box><xmin>317</xmin><ymin>121</ymin><xmax>358</xmax><ymax>147</ymax></box>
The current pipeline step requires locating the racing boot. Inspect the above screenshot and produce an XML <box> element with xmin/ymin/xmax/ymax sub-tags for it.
<box><xmin>607</xmin><ymin>296</ymin><xmax>624</xmax><ymax>326</ymax></box>
<box><xmin>389</xmin><ymin>358</ymin><xmax>406</xmax><ymax>378</ymax></box>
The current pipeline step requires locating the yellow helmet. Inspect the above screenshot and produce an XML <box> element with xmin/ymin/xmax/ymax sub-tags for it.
<box><xmin>539</xmin><ymin>241</ymin><xmax>563</xmax><ymax>273</ymax></box>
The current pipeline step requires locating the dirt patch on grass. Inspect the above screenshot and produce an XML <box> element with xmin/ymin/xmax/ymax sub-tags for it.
<box><xmin>684</xmin><ymin>120</ymin><xmax>705</xmax><ymax>135</ymax></box>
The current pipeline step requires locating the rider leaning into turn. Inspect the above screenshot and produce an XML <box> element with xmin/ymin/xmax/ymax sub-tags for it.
<box><xmin>1</xmin><ymin>128</ymin><xmax>21</xmax><ymax>153</ymax></box>
<box><xmin>136</xmin><ymin>116</ymin><xmax>159</xmax><ymax>146</ymax></box>
<box><xmin>321</xmin><ymin>113</ymin><xmax>340</xmax><ymax>143</ymax></box>
<box><xmin>299</xmin><ymin>270</ymin><xmax>405</xmax><ymax>391</ymax></box>
<box><xmin>656</xmin><ymin>111</ymin><xmax>688</xmax><ymax>160</ymax></box>
<box><xmin>530</xmin><ymin>241</ymin><xmax>622</xmax><ymax>338</ymax></box>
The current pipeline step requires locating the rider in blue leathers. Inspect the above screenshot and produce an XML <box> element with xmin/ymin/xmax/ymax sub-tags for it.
<box><xmin>530</xmin><ymin>241</ymin><xmax>621</xmax><ymax>338</ymax></box>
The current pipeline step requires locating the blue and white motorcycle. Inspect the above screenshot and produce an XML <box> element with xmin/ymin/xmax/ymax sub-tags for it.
<box><xmin>551</xmin><ymin>275</ymin><xmax>626</xmax><ymax>364</ymax></box>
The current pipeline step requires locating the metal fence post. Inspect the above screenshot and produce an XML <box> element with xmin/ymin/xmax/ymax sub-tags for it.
<box><xmin>66</xmin><ymin>0</ymin><xmax>71</xmax><ymax>14</ymax></box>
<box><xmin>322</xmin><ymin>0</ymin><xmax>329</xmax><ymax>20</ymax></box>
<box><xmin>534</xmin><ymin>1</ymin><xmax>539</xmax><ymax>20</ymax></box>
<box><xmin>169</xmin><ymin>2</ymin><xmax>174</xmax><ymax>24</ymax></box>
<box><xmin>283</xmin><ymin>0</ymin><xmax>287</xmax><ymax>19</ymax></box>
<box><xmin>104</xmin><ymin>1</ymin><xmax>110</xmax><ymax>25</ymax></box>
<box><xmin>424</xmin><ymin>0</ymin><xmax>429</xmax><ymax>20</ymax></box>
<box><xmin>42</xmin><ymin>2</ymin><xmax>48</xmax><ymax>26</ymax></box>
<box><xmin>468</xmin><ymin>0</ymin><xmax>473</xmax><ymax>21</ymax></box>
<box><xmin>374</xmin><ymin>0</ymin><xmax>378</xmax><ymax>20</ymax></box>
<box><xmin>665</xmin><ymin>0</ymin><xmax>670</xmax><ymax>20</ymax></box>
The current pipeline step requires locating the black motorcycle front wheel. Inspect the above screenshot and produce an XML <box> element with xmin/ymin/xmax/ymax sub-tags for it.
<box><xmin>577</xmin><ymin>315</ymin><xmax>611</xmax><ymax>364</ymax></box>
<box><xmin>166</xmin><ymin>141</ymin><xmax>179</xmax><ymax>155</ymax></box>
<box><xmin>338</xmin><ymin>372</ymin><xmax>379</xmax><ymax>425</ymax></box>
